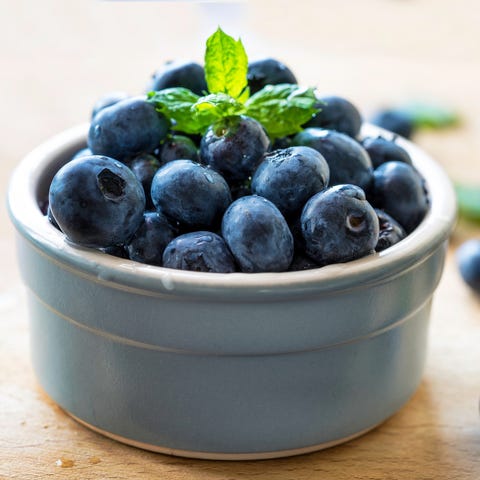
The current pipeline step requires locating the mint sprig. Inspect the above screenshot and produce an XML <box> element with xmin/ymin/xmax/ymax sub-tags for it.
<box><xmin>205</xmin><ymin>28</ymin><xmax>249</xmax><ymax>103</ymax></box>
<box><xmin>148</xmin><ymin>28</ymin><xmax>318</xmax><ymax>140</ymax></box>
<box><xmin>245</xmin><ymin>85</ymin><xmax>318</xmax><ymax>140</ymax></box>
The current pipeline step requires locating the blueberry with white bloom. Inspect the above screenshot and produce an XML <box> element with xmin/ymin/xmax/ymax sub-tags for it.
<box><xmin>221</xmin><ymin>195</ymin><xmax>294</xmax><ymax>273</ymax></box>
<box><xmin>305</xmin><ymin>95</ymin><xmax>362</xmax><ymax>138</ymax></box>
<box><xmin>301</xmin><ymin>184</ymin><xmax>379</xmax><ymax>266</ymax></box>
<box><xmin>370</xmin><ymin>161</ymin><xmax>428</xmax><ymax>233</ymax></box>
<box><xmin>151</xmin><ymin>159</ymin><xmax>232</xmax><ymax>229</ymax></box>
<box><xmin>163</xmin><ymin>231</ymin><xmax>236</xmax><ymax>273</ymax></box>
<box><xmin>88</xmin><ymin>97</ymin><xmax>169</xmax><ymax>163</ymax></box>
<box><xmin>251</xmin><ymin>146</ymin><xmax>330</xmax><ymax>218</ymax></box>
<box><xmin>457</xmin><ymin>240</ymin><xmax>480</xmax><ymax>293</ymax></box>
<box><xmin>200</xmin><ymin>115</ymin><xmax>270</xmax><ymax>184</ymax></box>
<box><xmin>293</xmin><ymin>128</ymin><xmax>373</xmax><ymax>192</ymax></box>
<box><xmin>362</xmin><ymin>136</ymin><xmax>412</xmax><ymax>169</ymax></box>
<box><xmin>48</xmin><ymin>155</ymin><xmax>145</xmax><ymax>248</ymax></box>
<box><xmin>126</xmin><ymin>211</ymin><xmax>177</xmax><ymax>266</ymax></box>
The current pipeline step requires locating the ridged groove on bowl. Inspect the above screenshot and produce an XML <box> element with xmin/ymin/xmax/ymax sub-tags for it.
<box><xmin>17</xmin><ymin>231</ymin><xmax>447</xmax><ymax>355</ymax></box>
<box><xmin>27</xmin><ymin>288</ymin><xmax>430</xmax><ymax>455</ymax></box>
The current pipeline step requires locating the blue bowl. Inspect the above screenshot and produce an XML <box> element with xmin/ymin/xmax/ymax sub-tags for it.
<box><xmin>7</xmin><ymin>124</ymin><xmax>456</xmax><ymax>460</ymax></box>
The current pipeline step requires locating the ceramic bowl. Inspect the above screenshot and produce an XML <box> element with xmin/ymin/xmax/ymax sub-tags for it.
<box><xmin>7</xmin><ymin>123</ymin><xmax>456</xmax><ymax>460</ymax></box>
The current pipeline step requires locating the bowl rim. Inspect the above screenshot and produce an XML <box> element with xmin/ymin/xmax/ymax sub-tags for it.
<box><xmin>7</xmin><ymin>123</ymin><xmax>457</xmax><ymax>299</ymax></box>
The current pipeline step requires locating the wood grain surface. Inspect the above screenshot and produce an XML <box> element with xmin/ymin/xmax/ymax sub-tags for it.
<box><xmin>1</xmin><ymin>1</ymin><xmax>480</xmax><ymax>478</ymax></box>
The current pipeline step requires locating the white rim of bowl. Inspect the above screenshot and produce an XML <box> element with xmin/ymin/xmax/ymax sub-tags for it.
<box><xmin>7</xmin><ymin>123</ymin><xmax>457</xmax><ymax>298</ymax></box>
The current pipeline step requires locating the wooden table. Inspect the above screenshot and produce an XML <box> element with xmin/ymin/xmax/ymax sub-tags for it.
<box><xmin>1</xmin><ymin>1</ymin><xmax>480</xmax><ymax>478</ymax></box>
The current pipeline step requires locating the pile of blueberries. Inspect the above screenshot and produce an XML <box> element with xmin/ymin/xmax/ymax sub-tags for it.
<box><xmin>47</xmin><ymin>59</ymin><xmax>429</xmax><ymax>273</ymax></box>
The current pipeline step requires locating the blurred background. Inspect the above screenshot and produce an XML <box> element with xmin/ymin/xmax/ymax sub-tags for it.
<box><xmin>1</xmin><ymin>0</ymin><xmax>479</xmax><ymax>247</ymax></box>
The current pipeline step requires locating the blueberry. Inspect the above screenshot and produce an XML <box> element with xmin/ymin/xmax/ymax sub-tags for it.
<box><xmin>159</xmin><ymin>135</ymin><xmax>198</xmax><ymax>164</ymax></box>
<box><xmin>221</xmin><ymin>195</ymin><xmax>294</xmax><ymax>273</ymax></box>
<box><xmin>301</xmin><ymin>184</ymin><xmax>379</xmax><ymax>266</ymax></box>
<box><xmin>247</xmin><ymin>58</ymin><xmax>297</xmax><ymax>95</ymax></box>
<box><xmin>370</xmin><ymin>161</ymin><xmax>429</xmax><ymax>234</ymax></box>
<box><xmin>71</xmin><ymin>147</ymin><xmax>93</xmax><ymax>161</ymax></box>
<box><xmin>126</xmin><ymin>211</ymin><xmax>177</xmax><ymax>266</ymax></box>
<box><xmin>272</xmin><ymin>136</ymin><xmax>293</xmax><ymax>150</ymax></box>
<box><xmin>91</xmin><ymin>91</ymin><xmax>130</xmax><ymax>119</ymax></box>
<box><xmin>293</xmin><ymin>128</ymin><xmax>373</xmax><ymax>192</ymax></box>
<box><xmin>162</xmin><ymin>231</ymin><xmax>236</xmax><ymax>273</ymax></box>
<box><xmin>129</xmin><ymin>153</ymin><xmax>162</xmax><ymax>209</ymax></box>
<box><xmin>46</xmin><ymin>205</ymin><xmax>61</xmax><ymax>230</ymax></box>
<box><xmin>88</xmin><ymin>97</ymin><xmax>170</xmax><ymax>163</ymax></box>
<box><xmin>288</xmin><ymin>251</ymin><xmax>319</xmax><ymax>271</ymax></box>
<box><xmin>457</xmin><ymin>240</ymin><xmax>480</xmax><ymax>293</ymax></box>
<box><xmin>151</xmin><ymin>159</ymin><xmax>232</xmax><ymax>229</ymax></box>
<box><xmin>148</xmin><ymin>61</ymin><xmax>207</xmax><ymax>96</ymax></box>
<box><xmin>48</xmin><ymin>155</ymin><xmax>146</xmax><ymax>248</ymax></box>
<box><xmin>361</xmin><ymin>136</ymin><xmax>412</xmax><ymax>169</ymax></box>
<box><xmin>251</xmin><ymin>146</ymin><xmax>329</xmax><ymax>218</ymax></box>
<box><xmin>305</xmin><ymin>95</ymin><xmax>362</xmax><ymax>138</ymax></box>
<box><xmin>229</xmin><ymin>178</ymin><xmax>252</xmax><ymax>200</ymax></box>
<box><xmin>374</xmin><ymin>209</ymin><xmax>407</xmax><ymax>252</ymax></box>
<box><xmin>288</xmin><ymin>215</ymin><xmax>307</xmax><ymax>253</ymax></box>
<box><xmin>370</xmin><ymin>109</ymin><xmax>414</xmax><ymax>139</ymax></box>
<box><xmin>200</xmin><ymin>115</ymin><xmax>270</xmax><ymax>184</ymax></box>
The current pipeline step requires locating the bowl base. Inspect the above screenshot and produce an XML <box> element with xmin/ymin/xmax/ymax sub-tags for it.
<box><xmin>66</xmin><ymin>410</ymin><xmax>381</xmax><ymax>461</ymax></box>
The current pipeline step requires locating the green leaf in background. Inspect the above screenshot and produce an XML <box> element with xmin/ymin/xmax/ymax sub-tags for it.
<box><xmin>455</xmin><ymin>183</ymin><xmax>480</xmax><ymax>222</ymax></box>
<box><xmin>398</xmin><ymin>101</ymin><xmax>460</xmax><ymax>129</ymax></box>
<box><xmin>205</xmin><ymin>27</ymin><xmax>249</xmax><ymax>101</ymax></box>
<box><xmin>245</xmin><ymin>84</ymin><xmax>318</xmax><ymax>139</ymax></box>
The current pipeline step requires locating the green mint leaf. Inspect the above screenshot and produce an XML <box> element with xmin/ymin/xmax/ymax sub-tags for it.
<box><xmin>194</xmin><ymin>93</ymin><xmax>246</xmax><ymax>119</ymax></box>
<box><xmin>397</xmin><ymin>102</ymin><xmax>461</xmax><ymax>129</ymax></box>
<box><xmin>205</xmin><ymin>27</ymin><xmax>249</xmax><ymax>101</ymax></box>
<box><xmin>245</xmin><ymin>84</ymin><xmax>318</xmax><ymax>139</ymax></box>
<box><xmin>148</xmin><ymin>89</ymin><xmax>247</xmax><ymax>135</ymax></box>
<box><xmin>455</xmin><ymin>183</ymin><xmax>480</xmax><ymax>223</ymax></box>
<box><xmin>189</xmin><ymin>93</ymin><xmax>246</xmax><ymax>133</ymax></box>
<box><xmin>148</xmin><ymin>88</ymin><xmax>201</xmax><ymax>133</ymax></box>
